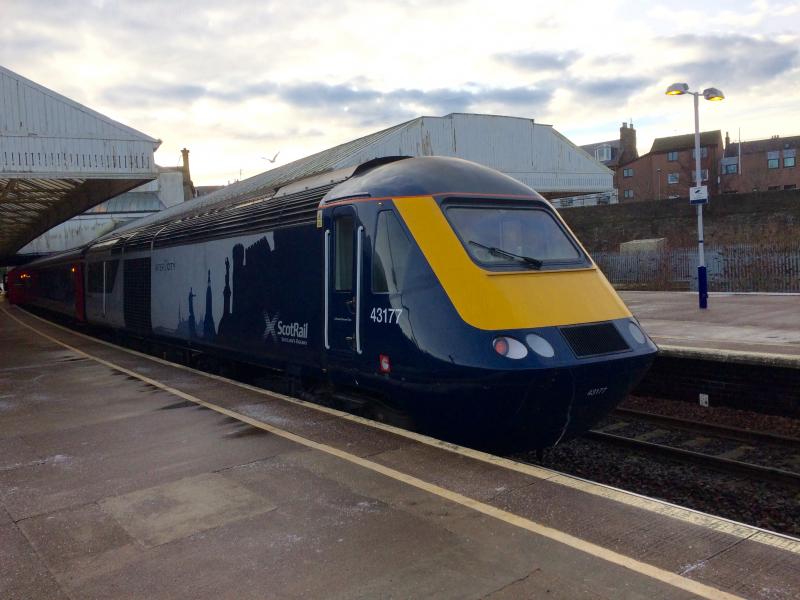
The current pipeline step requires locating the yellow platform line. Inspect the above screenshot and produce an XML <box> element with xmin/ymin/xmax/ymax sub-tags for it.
<box><xmin>3</xmin><ymin>307</ymin><xmax>753</xmax><ymax>600</ymax></box>
<box><xmin>8</xmin><ymin>305</ymin><xmax>800</xmax><ymax>557</ymax></box>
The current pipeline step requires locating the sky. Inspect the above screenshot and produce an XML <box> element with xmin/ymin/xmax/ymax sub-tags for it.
<box><xmin>2</xmin><ymin>0</ymin><xmax>799</xmax><ymax>186</ymax></box>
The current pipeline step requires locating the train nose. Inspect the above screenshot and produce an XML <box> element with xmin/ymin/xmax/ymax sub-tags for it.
<box><xmin>505</xmin><ymin>354</ymin><xmax>655</xmax><ymax>449</ymax></box>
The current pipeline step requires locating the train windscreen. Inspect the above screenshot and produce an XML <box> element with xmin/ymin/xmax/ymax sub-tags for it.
<box><xmin>446</xmin><ymin>205</ymin><xmax>586</xmax><ymax>270</ymax></box>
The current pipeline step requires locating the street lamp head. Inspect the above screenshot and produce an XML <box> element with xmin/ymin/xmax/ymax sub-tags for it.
<box><xmin>703</xmin><ymin>87</ymin><xmax>725</xmax><ymax>101</ymax></box>
<box><xmin>666</xmin><ymin>82</ymin><xmax>689</xmax><ymax>96</ymax></box>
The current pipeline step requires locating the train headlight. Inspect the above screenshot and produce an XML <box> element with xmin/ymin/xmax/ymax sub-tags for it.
<box><xmin>628</xmin><ymin>321</ymin><xmax>647</xmax><ymax>345</ymax></box>
<box><xmin>493</xmin><ymin>336</ymin><xmax>528</xmax><ymax>359</ymax></box>
<box><xmin>525</xmin><ymin>334</ymin><xmax>555</xmax><ymax>358</ymax></box>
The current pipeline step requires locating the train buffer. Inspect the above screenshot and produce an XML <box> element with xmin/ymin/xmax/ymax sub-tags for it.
<box><xmin>1</xmin><ymin>302</ymin><xmax>799</xmax><ymax>600</ymax></box>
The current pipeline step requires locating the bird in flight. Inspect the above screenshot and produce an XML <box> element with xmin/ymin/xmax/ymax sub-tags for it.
<box><xmin>262</xmin><ymin>151</ymin><xmax>280</xmax><ymax>163</ymax></box>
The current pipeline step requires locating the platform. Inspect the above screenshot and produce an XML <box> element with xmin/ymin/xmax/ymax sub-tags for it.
<box><xmin>621</xmin><ymin>291</ymin><xmax>800</xmax><ymax>368</ymax></box>
<box><xmin>1</xmin><ymin>303</ymin><xmax>799</xmax><ymax>599</ymax></box>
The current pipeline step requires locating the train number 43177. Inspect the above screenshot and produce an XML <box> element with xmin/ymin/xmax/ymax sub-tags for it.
<box><xmin>370</xmin><ymin>308</ymin><xmax>403</xmax><ymax>324</ymax></box>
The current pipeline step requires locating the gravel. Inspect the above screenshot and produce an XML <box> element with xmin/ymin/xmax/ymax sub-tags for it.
<box><xmin>513</xmin><ymin>435</ymin><xmax>800</xmax><ymax>537</ymax></box>
<box><xmin>622</xmin><ymin>395</ymin><xmax>800</xmax><ymax>439</ymax></box>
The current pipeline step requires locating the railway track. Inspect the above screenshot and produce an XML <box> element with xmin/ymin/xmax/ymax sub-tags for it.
<box><xmin>589</xmin><ymin>409</ymin><xmax>800</xmax><ymax>488</ymax></box>
<box><xmin>613</xmin><ymin>407</ymin><xmax>800</xmax><ymax>449</ymax></box>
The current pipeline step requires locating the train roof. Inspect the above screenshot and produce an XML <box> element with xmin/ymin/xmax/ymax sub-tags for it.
<box><xmin>323</xmin><ymin>156</ymin><xmax>540</xmax><ymax>203</ymax></box>
<box><xmin>68</xmin><ymin>157</ymin><xmax>543</xmax><ymax>255</ymax></box>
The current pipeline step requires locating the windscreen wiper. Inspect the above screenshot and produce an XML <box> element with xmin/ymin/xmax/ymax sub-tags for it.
<box><xmin>468</xmin><ymin>240</ymin><xmax>543</xmax><ymax>269</ymax></box>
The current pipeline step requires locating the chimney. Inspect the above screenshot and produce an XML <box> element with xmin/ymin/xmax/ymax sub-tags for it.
<box><xmin>725</xmin><ymin>131</ymin><xmax>730</xmax><ymax>149</ymax></box>
<box><xmin>180</xmin><ymin>148</ymin><xmax>195</xmax><ymax>201</ymax></box>
<box><xmin>619</xmin><ymin>121</ymin><xmax>638</xmax><ymax>163</ymax></box>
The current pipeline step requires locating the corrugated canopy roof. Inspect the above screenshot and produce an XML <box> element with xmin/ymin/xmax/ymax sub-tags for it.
<box><xmin>105</xmin><ymin>113</ymin><xmax>612</xmax><ymax>241</ymax></box>
<box><xmin>105</xmin><ymin>118</ymin><xmax>415</xmax><ymax>239</ymax></box>
<box><xmin>1</xmin><ymin>65</ymin><xmax>159</xmax><ymax>264</ymax></box>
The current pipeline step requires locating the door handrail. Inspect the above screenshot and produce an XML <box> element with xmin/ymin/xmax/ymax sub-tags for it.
<box><xmin>324</xmin><ymin>229</ymin><xmax>331</xmax><ymax>350</ymax></box>
<box><xmin>355</xmin><ymin>225</ymin><xmax>364</xmax><ymax>354</ymax></box>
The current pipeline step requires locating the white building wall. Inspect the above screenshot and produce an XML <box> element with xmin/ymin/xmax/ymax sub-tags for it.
<box><xmin>156</xmin><ymin>171</ymin><xmax>185</xmax><ymax>208</ymax></box>
<box><xmin>344</xmin><ymin>114</ymin><xmax>612</xmax><ymax>194</ymax></box>
<box><xmin>0</xmin><ymin>65</ymin><xmax>158</xmax><ymax>178</ymax></box>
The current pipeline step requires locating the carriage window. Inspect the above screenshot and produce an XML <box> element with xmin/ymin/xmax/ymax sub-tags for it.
<box><xmin>372</xmin><ymin>211</ymin><xmax>412</xmax><ymax>293</ymax></box>
<box><xmin>88</xmin><ymin>262</ymin><xmax>104</xmax><ymax>293</ymax></box>
<box><xmin>87</xmin><ymin>260</ymin><xmax>119</xmax><ymax>294</ymax></box>
<box><xmin>334</xmin><ymin>214</ymin><xmax>354</xmax><ymax>291</ymax></box>
<box><xmin>446</xmin><ymin>205</ymin><xmax>585</xmax><ymax>270</ymax></box>
<box><xmin>105</xmin><ymin>260</ymin><xmax>119</xmax><ymax>293</ymax></box>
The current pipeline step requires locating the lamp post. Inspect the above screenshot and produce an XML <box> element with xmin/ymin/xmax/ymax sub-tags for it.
<box><xmin>656</xmin><ymin>168</ymin><xmax>661</xmax><ymax>201</ymax></box>
<box><xmin>665</xmin><ymin>83</ymin><xmax>724</xmax><ymax>309</ymax></box>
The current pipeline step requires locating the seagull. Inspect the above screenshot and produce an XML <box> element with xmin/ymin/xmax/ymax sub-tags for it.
<box><xmin>262</xmin><ymin>151</ymin><xmax>280</xmax><ymax>163</ymax></box>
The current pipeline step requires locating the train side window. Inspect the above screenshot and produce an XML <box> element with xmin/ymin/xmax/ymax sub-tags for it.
<box><xmin>372</xmin><ymin>211</ymin><xmax>411</xmax><ymax>294</ymax></box>
<box><xmin>88</xmin><ymin>262</ymin><xmax>104</xmax><ymax>293</ymax></box>
<box><xmin>334</xmin><ymin>214</ymin><xmax>354</xmax><ymax>291</ymax></box>
<box><xmin>105</xmin><ymin>260</ymin><xmax>120</xmax><ymax>293</ymax></box>
<box><xmin>87</xmin><ymin>260</ymin><xmax>119</xmax><ymax>294</ymax></box>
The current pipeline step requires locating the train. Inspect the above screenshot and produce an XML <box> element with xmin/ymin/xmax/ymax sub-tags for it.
<box><xmin>7</xmin><ymin>156</ymin><xmax>657</xmax><ymax>449</ymax></box>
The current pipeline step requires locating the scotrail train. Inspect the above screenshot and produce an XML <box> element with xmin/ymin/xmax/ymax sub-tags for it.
<box><xmin>7</xmin><ymin>156</ymin><xmax>657</xmax><ymax>449</ymax></box>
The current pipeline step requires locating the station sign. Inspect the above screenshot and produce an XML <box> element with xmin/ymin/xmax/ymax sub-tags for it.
<box><xmin>689</xmin><ymin>185</ymin><xmax>709</xmax><ymax>205</ymax></box>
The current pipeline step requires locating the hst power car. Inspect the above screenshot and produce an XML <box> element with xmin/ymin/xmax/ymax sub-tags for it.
<box><xmin>10</xmin><ymin>156</ymin><xmax>657</xmax><ymax>448</ymax></box>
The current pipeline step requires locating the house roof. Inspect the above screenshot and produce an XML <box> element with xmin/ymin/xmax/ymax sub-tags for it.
<box><xmin>580</xmin><ymin>139</ymin><xmax>620</xmax><ymax>154</ymax></box>
<box><xmin>725</xmin><ymin>135</ymin><xmax>800</xmax><ymax>157</ymax></box>
<box><xmin>579</xmin><ymin>140</ymin><xmax>621</xmax><ymax>166</ymax></box>
<box><xmin>650</xmin><ymin>130</ymin><xmax>723</xmax><ymax>154</ymax></box>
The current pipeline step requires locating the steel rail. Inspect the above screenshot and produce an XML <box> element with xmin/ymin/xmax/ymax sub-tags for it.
<box><xmin>585</xmin><ymin>430</ymin><xmax>800</xmax><ymax>488</ymax></box>
<box><xmin>613</xmin><ymin>407</ymin><xmax>800</xmax><ymax>449</ymax></box>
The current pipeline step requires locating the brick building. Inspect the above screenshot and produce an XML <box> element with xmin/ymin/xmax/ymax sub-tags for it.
<box><xmin>580</xmin><ymin>121</ymin><xmax>639</xmax><ymax>179</ymax></box>
<box><xmin>720</xmin><ymin>134</ymin><xmax>799</xmax><ymax>194</ymax></box>
<box><xmin>616</xmin><ymin>130</ymin><xmax>723</xmax><ymax>203</ymax></box>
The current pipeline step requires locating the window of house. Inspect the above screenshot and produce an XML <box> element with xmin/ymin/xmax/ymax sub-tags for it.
<box><xmin>595</xmin><ymin>145</ymin><xmax>612</xmax><ymax>162</ymax></box>
<box><xmin>767</xmin><ymin>151</ymin><xmax>780</xmax><ymax>169</ymax></box>
<box><xmin>692</xmin><ymin>169</ymin><xmax>709</xmax><ymax>182</ymax></box>
<box><xmin>623</xmin><ymin>168</ymin><xmax>633</xmax><ymax>177</ymax></box>
<box><xmin>372</xmin><ymin>211</ymin><xmax>412</xmax><ymax>294</ymax></box>
<box><xmin>724</xmin><ymin>163</ymin><xmax>738</xmax><ymax>174</ymax></box>
<box><xmin>667</xmin><ymin>151</ymin><xmax>678</xmax><ymax>161</ymax></box>
<box><xmin>768</xmin><ymin>185</ymin><xmax>781</xmax><ymax>191</ymax></box>
<box><xmin>623</xmin><ymin>189</ymin><xmax>634</xmax><ymax>199</ymax></box>
<box><xmin>692</xmin><ymin>147</ymin><xmax>709</xmax><ymax>159</ymax></box>
<box><xmin>667</xmin><ymin>173</ymin><xmax>679</xmax><ymax>184</ymax></box>
<box><xmin>784</xmin><ymin>184</ymin><xmax>797</xmax><ymax>190</ymax></box>
<box><xmin>784</xmin><ymin>149</ymin><xmax>796</xmax><ymax>168</ymax></box>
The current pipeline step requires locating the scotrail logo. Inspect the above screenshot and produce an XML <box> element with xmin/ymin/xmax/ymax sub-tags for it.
<box><xmin>263</xmin><ymin>311</ymin><xmax>308</xmax><ymax>345</ymax></box>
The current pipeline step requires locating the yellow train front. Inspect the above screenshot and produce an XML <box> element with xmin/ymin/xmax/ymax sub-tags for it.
<box><xmin>321</xmin><ymin>156</ymin><xmax>657</xmax><ymax>449</ymax></box>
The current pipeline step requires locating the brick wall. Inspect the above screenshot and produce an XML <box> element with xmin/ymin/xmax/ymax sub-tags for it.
<box><xmin>634</xmin><ymin>356</ymin><xmax>800</xmax><ymax>417</ymax></box>
<box><xmin>560</xmin><ymin>189</ymin><xmax>800</xmax><ymax>252</ymax></box>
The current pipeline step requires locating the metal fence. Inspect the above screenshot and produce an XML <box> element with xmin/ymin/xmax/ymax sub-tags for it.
<box><xmin>593</xmin><ymin>245</ymin><xmax>800</xmax><ymax>292</ymax></box>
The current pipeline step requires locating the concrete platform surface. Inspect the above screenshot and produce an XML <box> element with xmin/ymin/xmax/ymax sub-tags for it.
<box><xmin>622</xmin><ymin>291</ymin><xmax>800</xmax><ymax>365</ymax></box>
<box><xmin>2</xmin><ymin>303</ymin><xmax>799</xmax><ymax>599</ymax></box>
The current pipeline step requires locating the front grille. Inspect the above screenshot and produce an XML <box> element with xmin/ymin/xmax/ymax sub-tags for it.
<box><xmin>560</xmin><ymin>322</ymin><xmax>629</xmax><ymax>358</ymax></box>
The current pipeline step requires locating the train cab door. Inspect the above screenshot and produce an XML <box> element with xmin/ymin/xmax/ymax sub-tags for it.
<box><xmin>325</xmin><ymin>205</ymin><xmax>365</xmax><ymax>369</ymax></box>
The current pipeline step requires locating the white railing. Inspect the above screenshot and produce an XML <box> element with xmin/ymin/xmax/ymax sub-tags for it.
<box><xmin>593</xmin><ymin>245</ymin><xmax>800</xmax><ymax>292</ymax></box>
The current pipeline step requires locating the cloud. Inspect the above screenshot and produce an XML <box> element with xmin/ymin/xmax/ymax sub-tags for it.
<box><xmin>103</xmin><ymin>83</ymin><xmax>208</xmax><ymax>105</ymax></box>
<box><xmin>495</xmin><ymin>50</ymin><xmax>581</xmax><ymax>72</ymax></box>
<box><xmin>223</xmin><ymin>127</ymin><xmax>325</xmax><ymax>141</ymax></box>
<box><xmin>568</xmin><ymin>76</ymin><xmax>654</xmax><ymax>102</ymax></box>
<box><xmin>278</xmin><ymin>82</ymin><xmax>382</xmax><ymax>108</ymax></box>
<box><xmin>661</xmin><ymin>34</ymin><xmax>799</xmax><ymax>89</ymax></box>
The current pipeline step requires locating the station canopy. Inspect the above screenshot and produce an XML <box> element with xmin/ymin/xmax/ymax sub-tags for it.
<box><xmin>0</xmin><ymin>65</ymin><xmax>160</xmax><ymax>265</ymax></box>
